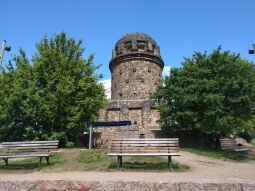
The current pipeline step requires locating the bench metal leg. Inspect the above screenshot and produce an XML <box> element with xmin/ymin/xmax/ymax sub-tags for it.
<box><xmin>120</xmin><ymin>156</ymin><xmax>122</xmax><ymax>167</ymax></box>
<box><xmin>168</xmin><ymin>156</ymin><xmax>172</xmax><ymax>172</ymax></box>
<box><xmin>45</xmin><ymin>156</ymin><xmax>50</xmax><ymax>164</ymax></box>
<box><xmin>3</xmin><ymin>158</ymin><xmax>8</xmax><ymax>168</ymax></box>
<box><xmin>236</xmin><ymin>151</ymin><xmax>248</xmax><ymax>161</ymax></box>
<box><xmin>38</xmin><ymin>157</ymin><xmax>43</xmax><ymax>169</ymax></box>
<box><xmin>117</xmin><ymin>156</ymin><xmax>122</xmax><ymax>169</ymax></box>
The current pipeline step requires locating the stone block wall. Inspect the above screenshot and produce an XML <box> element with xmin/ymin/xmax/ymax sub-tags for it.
<box><xmin>111</xmin><ymin>59</ymin><xmax>162</xmax><ymax>100</ymax></box>
<box><xmin>96</xmin><ymin>100</ymin><xmax>161</xmax><ymax>148</ymax></box>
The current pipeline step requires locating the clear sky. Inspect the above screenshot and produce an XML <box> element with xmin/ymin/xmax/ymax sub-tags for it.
<box><xmin>1</xmin><ymin>0</ymin><xmax>255</xmax><ymax>83</ymax></box>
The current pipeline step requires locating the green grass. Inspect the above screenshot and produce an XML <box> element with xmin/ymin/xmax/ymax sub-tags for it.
<box><xmin>78</xmin><ymin>149</ymin><xmax>109</xmax><ymax>163</ymax></box>
<box><xmin>78</xmin><ymin>149</ymin><xmax>190</xmax><ymax>172</ymax></box>
<box><xmin>78</xmin><ymin>149</ymin><xmax>113</xmax><ymax>171</ymax></box>
<box><xmin>251</xmin><ymin>138</ymin><xmax>255</xmax><ymax>145</ymax></box>
<box><xmin>0</xmin><ymin>153</ymin><xmax>66</xmax><ymax>170</ymax></box>
<box><xmin>182</xmin><ymin>147</ymin><xmax>255</xmax><ymax>161</ymax></box>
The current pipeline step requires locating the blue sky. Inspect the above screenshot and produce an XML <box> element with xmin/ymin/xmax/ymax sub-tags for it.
<box><xmin>1</xmin><ymin>0</ymin><xmax>255</xmax><ymax>85</ymax></box>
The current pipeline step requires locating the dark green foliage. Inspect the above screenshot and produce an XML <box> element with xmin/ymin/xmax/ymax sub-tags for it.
<box><xmin>153</xmin><ymin>48</ymin><xmax>255</xmax><ymax>138</ymax></box>
<box><xmin>0</xmin><ymin>50</ymin><xmax>34</xmax><ymax>142</ymax></box>
<box><xmin>0</xmin><ymin>32</ymin><xmax>107</xmax><ymax>146</ymax></box>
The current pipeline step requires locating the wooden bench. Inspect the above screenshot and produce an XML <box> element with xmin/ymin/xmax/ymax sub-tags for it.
<box><xmin>0</xmin><ymin>140</ymin><xmax>59</xmax><ymax>169</ymax></box>
<box><xmin>107</xmin><ymin>138</ymin><xmax>181</xmax><ymax>172</ymax></box>
<box><xmin>220</xmin><ymin>138</ymin><xmax>249</xmax><ymax>152</ymax></box>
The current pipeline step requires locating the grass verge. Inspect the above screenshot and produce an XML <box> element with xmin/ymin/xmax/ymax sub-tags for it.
<box><xmin>182</xmin><ymin>147</ymin><xmax>255</xmax><ymax>161</ymax></box>
<box><xmin>0</xmin><ymin>153</ymin><xmax>66</xmax><ymax>170</ymax></box>
<box><xmin>78</xmin><ymin>149</ymin><xmax>190</xmax><ymax>172</ymax></box>
<box><xmin>78</xmin><ymin>149</ymin><xmax>112</xmax><ymax>171</ymax></box>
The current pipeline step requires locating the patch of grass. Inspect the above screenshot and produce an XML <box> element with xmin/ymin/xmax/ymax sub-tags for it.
<box><xmin>247</xmin><ymin>154</ymin><xmax>255</xmax><ymax>161</ymax></box>
<box><xmin>182</xmin><ymin>147</ymin><xmax>255</xmax><ymax>161</ymax></box>
<box><xmin>0</xmin><ymin>153</ymin><xmax>66</xmax><ymax>170</ymax></box>
<box><xmin>196</xmin><ymin>160</ymin><xmax>216</xmax><ymax>165</ymax></box>
<box><xmin>78</xmin><ymin>149</ymin><xmax>114</xmax><ymax>171</ymax></box>
<box><xmin>172</xmin><ymin>162</ymin><xmax>190</xmax><ymax>172</ymax></box>
<box><xmin>113</xmin><ymin>156</ymin><xmax>189</xmax><ymax>172</ymax></box>
<box><xmin>110</xmin><ymin>160</ymin><xmax>189</xmax><ymax>172</ymax></box>
<box><xmin>78</xmin><ymin>149</ymin><xmax>190</xmax><ymax>172</ymax></box>
<box><xmin>182</xmin><ymin>147</ymin><xmax>224</xmax><ymax>158</ymax></box>
<box><xmin>78</xmin><ymin>149</ymin><xmax>109</xmax><ymax>163</ymax></box>
<box><xmin>250</xmin><ymin>138</ymin><xmax>255</xmax><ymax>145</ymax></box>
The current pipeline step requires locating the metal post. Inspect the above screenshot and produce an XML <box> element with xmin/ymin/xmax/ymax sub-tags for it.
<box><xmin>128</xmin><ymin>124</ymin><xmax>130</xmax><ymax>138</ymax></box>
<box><xmin>0</xmin><ymin>40</ymin><xmax>6</xmax><ymax>74</ymax></box>
<box><xmin>89</xmin><ymin>124</ymin><xmax>92</xmax><ymax>149</ymax></box>
<box><xmin>117</xmin><ymin>156</ymin><xmax>121</xmax><ymax>169</ymax></box>
<box><xmin>168</xmin><ymin>156</ymin><xmax>172</xmax><ymax>172</ymax></box>
<box><xmin>120</xmin><ymin>156</ymin><xmax>122</xmax><ymax>167</ymax></box>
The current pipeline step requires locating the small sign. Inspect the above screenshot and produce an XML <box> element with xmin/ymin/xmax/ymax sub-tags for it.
<box><xmin>90</xmin><ymin>121</ymin><xmax>131</xmax><ymax>127</ymax></box>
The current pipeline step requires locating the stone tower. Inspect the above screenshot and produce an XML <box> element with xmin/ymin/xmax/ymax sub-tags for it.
<box><xmin>96</xmin><ymin>33</ymin><xmax>164</xmax><ymax>147</ymax></box>
<box><xmin>110</xmin><ymin>33</ymin><xmax>164</xmax><ymax>100</ymax></box>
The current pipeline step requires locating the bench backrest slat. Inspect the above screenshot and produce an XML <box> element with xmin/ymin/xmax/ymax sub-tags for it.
<box><xmin>2</xmin><ymin>141</ymin><xmax>59</xmax><ymax>145</ymax></box>
<box><xmin>2</xmin><ymin>143</ymin><xmax>59</xmax><ymax>147</ymax></box>
<box><xmin>0</xmin><ymin>140</ymin><xmax>59</xmax><ymax>155</ymax></box>
<box><xmin>110</xmin><ymin>138</ymin><xmax>179</xmax><ymax>154</ymax></box>
<box><xmin>220</xmin><ymin>138</ymin><xmax>239</xmax><ymax>150</ymax></box>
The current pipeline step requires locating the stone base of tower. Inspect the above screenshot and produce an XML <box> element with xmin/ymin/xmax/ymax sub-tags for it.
<box><xmin>94</xmin><ymin>99</ymin><xmax>163</xmax><ymax>148</ymax></box>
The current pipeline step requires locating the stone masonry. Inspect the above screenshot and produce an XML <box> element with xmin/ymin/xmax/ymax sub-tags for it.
<box><xmin>95</xmin><ymin>33</ymin><xmax>164</xmax><ymax>147</ymax></box>
<box><xmin>110</xmin><ymin>33</ymin><xmax>163</xmax><ymax>100</ymax></box>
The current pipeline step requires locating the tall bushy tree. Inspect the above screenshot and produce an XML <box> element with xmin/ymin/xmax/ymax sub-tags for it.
<box><xmin>0</xmin><ymin>32</ymin><xmax>107</xmax><ymax>146</ymax></box>
<box><xmin>154</xmin><ymin>48</ymin><xmax>255</xmax><ymax>138</ymax></box>
<box><xmin>0</xmin><ymin>50</ymin><xmax>34</xmax><ymax>142</ymax></box>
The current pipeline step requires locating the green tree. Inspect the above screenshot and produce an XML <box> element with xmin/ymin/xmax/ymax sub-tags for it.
<box><xmin>0</xmin><ymin>32</ymin><xmax>107</xmax><ymax>146</ymax></box>
<box><xmin>153</xmin><ymin>48</ymin><xmax>255</xmax><ymax>138</ymax></box>
<box><xmin>0</xmin><ymin>50</ymin><xmax>34</xmax><ymax>142</ymax></box>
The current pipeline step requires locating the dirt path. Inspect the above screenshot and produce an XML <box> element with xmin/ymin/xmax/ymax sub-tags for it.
<box><xmin>51</xmin><ymin>149</ymin><xmax>83</xmax><ymax>172</ymax></box>
<box><xmin>174</xmin><ymin>151</ymin><xmax>255</xmax><ymax>180</ymax></box>
<box><xmin>0</xmin><ymin>149</ymin><xmax>254</xmax><ymax>184</ymax></box>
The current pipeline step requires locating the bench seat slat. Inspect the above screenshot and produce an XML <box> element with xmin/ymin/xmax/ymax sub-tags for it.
<box><xmin>112</xmin><ymin>138</ymin><xmax>178</xmax><ymax>141</ymax></box>
<box><xmin>232</xmin><ymin>148</ymin><xmax>250</xmax><ymax>152</ymax></box>
<box><xmin>110</xmin><ymin>151</ymin><xmax>179</xmax><ymax>154</ymax></box>
<box><xmin>111</xmin><ymin>150</ymin><xmax>179</xmax><ymax>152</ymax></box>
<box><xmin>111</xmin><ymin>147</ymin><xmax>179</xmax><ymax>150</ymax></box>
<box><xmin>112</xmin><ymin>139</ymin><xmax>178</xmax><ymax>142</ymax></box>
<box><xmin>111</xmin><ymin>141</ymin><xmax>178</xmax><ymax>144</ymax></box>
<box><xmin>222</xmin><ymin>148</ymin><xmax>249</xmax><ymax>152</ymax></box>
<box><xmin>2</xmin><ymin>146</ymin><xmax>58</xmax><ymax>150</ymax></box>
<box><xmin>0</xmin><ymin>150</ymin><xmax>56</xmax><ymax>155</ymax></box>
<box><xmin>112</xmin><ymin>143</ymin><xmax>179</xmax><ymax>148</ymax></box>
<box><xmin>111</xmin><ymin>149</ymin><xmax>179</xmax><ymax>152</ymax></box>
<box><xmin>111</xmin><ymin>145</ymin><xmax>179</xmax><ymax>148</ymax></box>
<box><xmin>2</xmin><ymin>143</ymin><xmax>59</xmax><ymax>147</ymax></box>
<box><xmin>0</xmin><ymin>153</ymin><xmax>51</xmax><ymax>158</ymax></box>
<box><xmin>108</xmin><ymin>153</ymin><xmax>181</xmax><ymax>156</ymax></box>
<box><xmin>0</xmin><ymin>150</ymin><xmax>57</xmax><ymax>154</ymax></box>
<box><xmin>2</xmin><ymin>141</ymin><xmax>59</xmax><ymax>144</ymax></box>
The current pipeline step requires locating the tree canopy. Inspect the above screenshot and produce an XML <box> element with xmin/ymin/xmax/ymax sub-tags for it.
<box><xmin>153</xmin><ymin>48</ymin><xmax>255</xmax><ymax>138</ymax></box>
<box><xmin>0</xmin><ymin>32</ymin><xmax>107</xmax><ymax>147</ymax></box>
